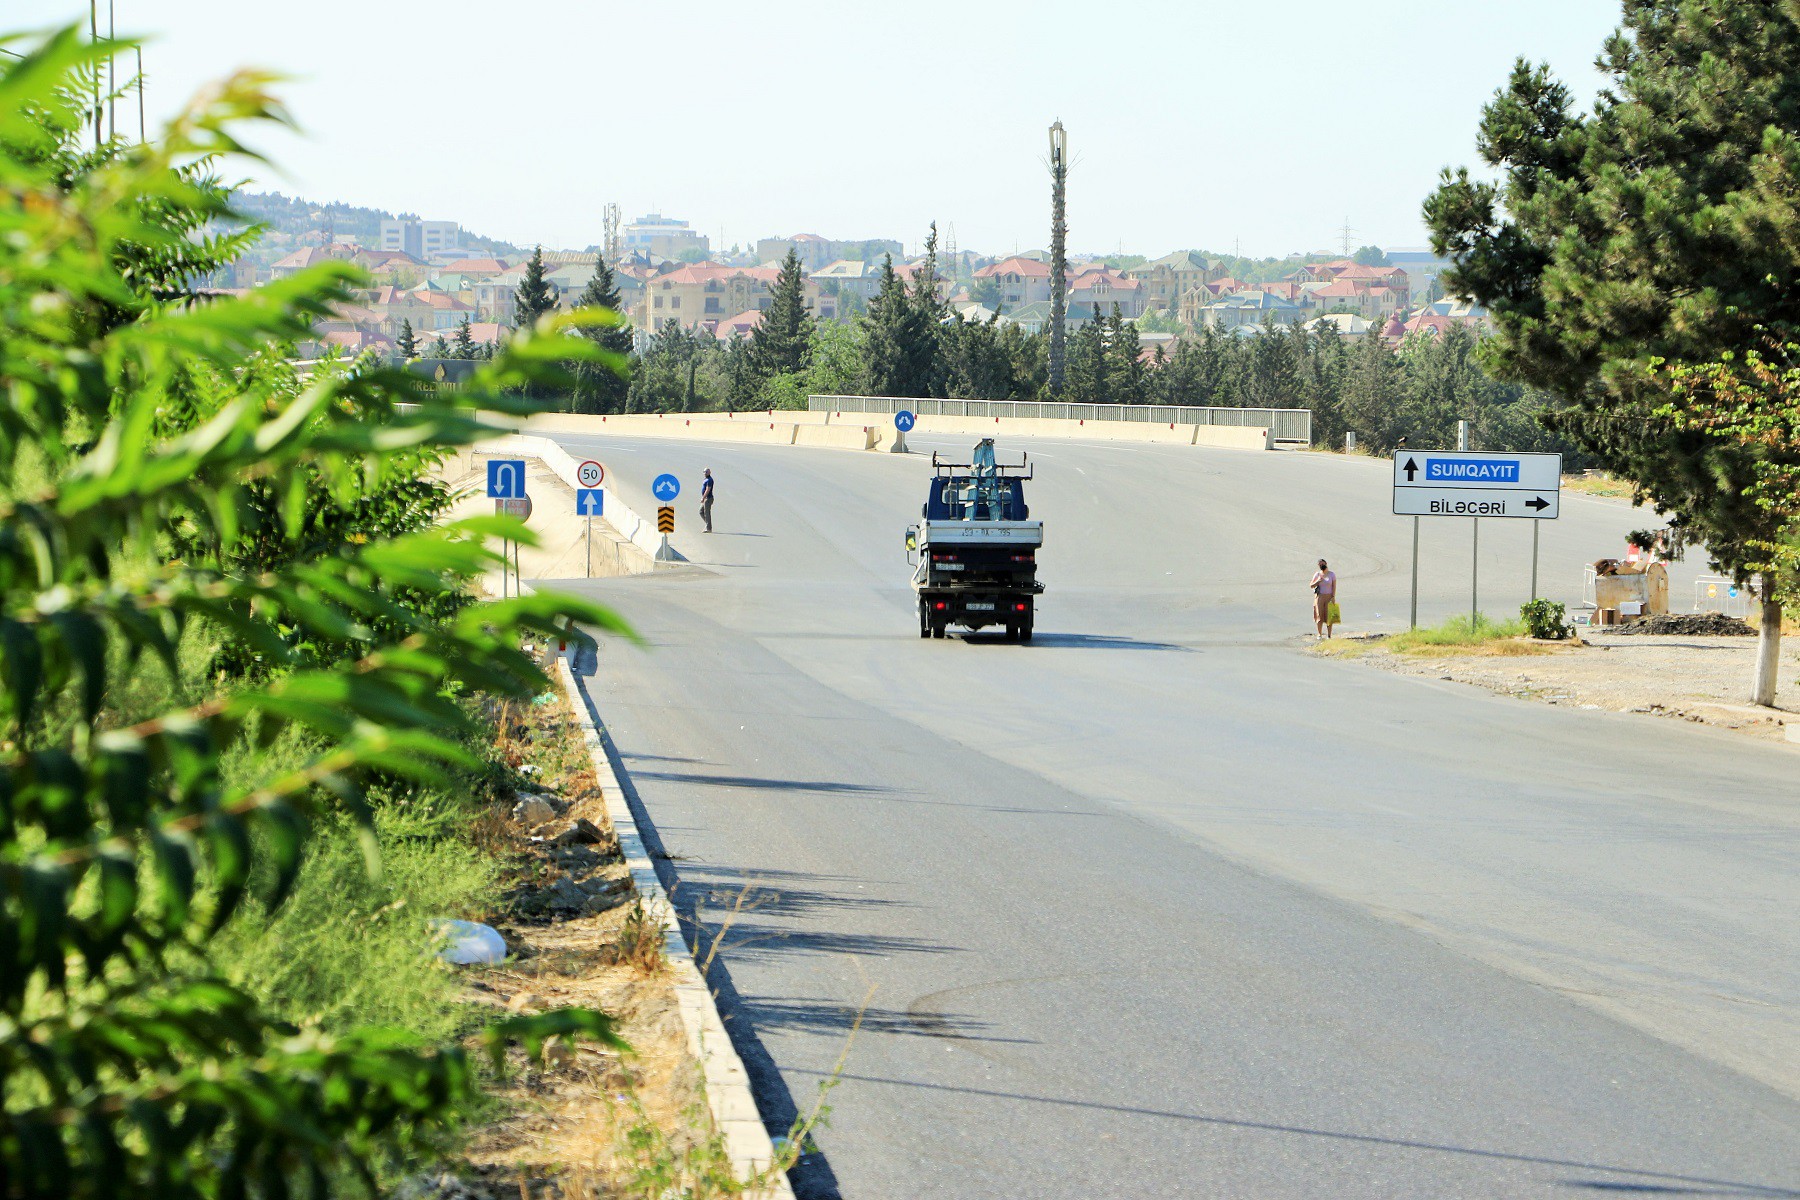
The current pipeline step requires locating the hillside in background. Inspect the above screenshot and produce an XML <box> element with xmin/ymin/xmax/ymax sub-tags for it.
<box><xmin>229</xmin><ymin>190</ymin><xmax>523</xmax><ymax>256</ymax></box>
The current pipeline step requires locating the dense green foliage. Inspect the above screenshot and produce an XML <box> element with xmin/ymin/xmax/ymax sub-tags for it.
<box><xmin>1423</xmin><ymin>0</ymin><xmax>1800</xmax><ymax>583</ymax></box>
<box><xmin>0</xmin><ymin>29</ymin><xmax>630</xmax><ymax>1195</ymax></box>
<box><xmin>1519</xmin><ymin>598</ymin><xmax>1573</xmax><ymax>640</ymax></box>
<box><xmin>1659</xmin><ymin>344</ymin><xmax>1800</xmax><ymax>593</ymax></box>
<box><xmin>748</xmin><ymin>249</ymin><xmax>815</xmax><ymax>380</ymax></box>
<box><xmin>511</xmin><ymin>244</ymin><xmax>556</xmax><ymax>332</ymax></box>
<box><xmin>567</xmin><ymin>255</ymin><xmax>634</xmax><ymax>414</ymax></box>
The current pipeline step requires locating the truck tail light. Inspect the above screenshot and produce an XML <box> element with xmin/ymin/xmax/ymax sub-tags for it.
<box><xmin>1010</xmin><ymin>554</ymin><xmax>1034</xmax><ymax>562</ymax></box>
<box><xmin>1014</xmin><ymin>603</ymin><xmax>1028</xmax><ymax>612</ymax></box>
<box><xmin>934</xmin><ymin>601</ymin><xmax>947</xmax><ymax>611</ymax></box>
<box><xmin>932</xmin><ymin>553</ymin><xmax>960</xmax><ymax>563</ymax></box>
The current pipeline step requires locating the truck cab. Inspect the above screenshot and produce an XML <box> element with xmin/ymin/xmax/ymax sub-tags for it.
<box><xmin>907</xmin><ymin>440</ymin><xmax>1044</xmax><ymax>641</ymax></box>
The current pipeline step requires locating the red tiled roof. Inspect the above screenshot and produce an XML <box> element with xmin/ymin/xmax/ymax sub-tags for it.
<box><xmin>974</xmin><ymin>256</ymin><xmax>1052</xmax><ymax>279</ymax></box>
<box><xmin>442</xmin><ymin>257</ymin><xmax>509</xmax><ymax>273</ymax></box>
<box><xmin>714</xmin><ymin>309</ymin><xmax>764</xmax><ymax>337</ymax></box>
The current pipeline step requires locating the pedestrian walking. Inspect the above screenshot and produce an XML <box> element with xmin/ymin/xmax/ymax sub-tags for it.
<box><xmin>1310</xmin><ymin>558</ymin><xmax>1339</xmax><ymax>638</ymax></box>
<box><xmin>699</xmin><ymin>468</ymin><xmax>714</xmax><ymax>533</ymax></box>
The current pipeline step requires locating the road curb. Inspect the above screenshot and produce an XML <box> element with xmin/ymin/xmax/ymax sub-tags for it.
<box><xmin>553</xmin><ymin>654</ymin><xmax>795</xmax><ymax>1199</ymax></box>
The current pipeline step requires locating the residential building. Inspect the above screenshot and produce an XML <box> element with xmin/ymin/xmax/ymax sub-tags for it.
<box><xmin>1383</xmin><ymin>248</ymin><xmax>1456</xmax><ymax>302</ymax></box>
<box><xmin>971</xmin><ymin>256</ymin><xmax>1053</xmax><ymax>308</ymax></box>
<box><xmin>1307</xmin><ymin>313</ymin><xmax>1373</xmax><ymax>337</ymax></box>
<box><xmin>365</xmin><ymin>285</ymin><xmax>474</xmax><ymax>338</ymax></box>
<box><xmin>1123</xmin><ymin>250</ymin><xmax>1221</xmax><ymax>312</ymax></box>
<box><xmin>1198</xmin><ymin>291</ymin><xmax>1303</xmax><ymax>329</ymax></box>
<box><xmin>270</xmin><ymin>243</ymin><xmax>357</xmax><ymax>279</ymax></box>
<box><xmin>624</xmin><ymin>213</ymin><xmax>709</xmax><ymax>259</ymax></box>
<box><xmin>644</xmin><ymin>261</ymin><xmax>781</xmax><ymax>333</ymax></box>
<box><xmin>1066</xmin><ymin>266</ymin><xmax>1145</xmax><ymax>319</ymax></box>
<box><xmin>714</xmin><ymin>310</ymin><xmax>763</xmax><ymax>340</ymax></box>
<box><xmin>809</xmin><ymin>259</ymin><xmax>885</xmax><ymax>320</ymax></box>
<box><xmin>379</xmin><ymin>218</ymin><xmax>462</xmax><ymax>260</ymax></box>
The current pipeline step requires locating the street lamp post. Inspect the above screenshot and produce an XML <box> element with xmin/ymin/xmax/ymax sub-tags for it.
<box><xmin>1047</xmin><ymin>121</ymin><xmax>1069</xmax><ymax>398</ymax></box>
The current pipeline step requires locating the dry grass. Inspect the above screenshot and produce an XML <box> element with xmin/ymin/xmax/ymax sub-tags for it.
<box><xmin>453</xmin><ymin>661</ymin><xmax>742</xmax><ymax>1198</ymax></box>
<box><xmin>1563</xmin><ymin>471</ymin><xmax>1637</xmax><ymax>499</ymax></box>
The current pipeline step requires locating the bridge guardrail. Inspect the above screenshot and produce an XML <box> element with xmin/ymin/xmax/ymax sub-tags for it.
<box><xmin>808</xmin><ymin>395</ymin><xmax>1312</xmax><ymax>444</ymax></box>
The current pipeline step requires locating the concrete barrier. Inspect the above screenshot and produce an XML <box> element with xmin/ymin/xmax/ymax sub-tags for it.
<box><xmin>833</xmin><ymin>411</ymin><xmax>1271</xmax><ymax>450</ymax></box>
<box><xmin>794</xmin><ymin>423</ymin><xmax>877</xmax><ymax>450</ymax></box>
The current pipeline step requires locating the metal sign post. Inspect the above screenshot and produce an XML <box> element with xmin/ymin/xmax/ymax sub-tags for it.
<box><xmin>1410</xmin><ymin>516</ymin><xmax>1420</xmax><ymax>630</ymax></box>
<box><xmin>494</xmin><ymin>493</ymin><xmax>532</xmax><ymax>597</ymax></box>
<box><xmin>1531</xmin><ymin>521</ymin><xmax>1541</xmax><ymax>600</ymax></box>
<box><xmin>575</xmin><ymin>489</ymin><xmax>604</xmax><ymax>578</ymax></box>
<box><xmin>1472</xmin><ymin>518</ymin><xmax>1479</xmax><ymax>625</ymax></box>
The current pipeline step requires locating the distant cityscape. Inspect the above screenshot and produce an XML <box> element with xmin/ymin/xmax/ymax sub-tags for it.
<box><xmin>209</xmin><ymin>193</ymin><xmax>1482</xmax><ymax>359</ymax></box>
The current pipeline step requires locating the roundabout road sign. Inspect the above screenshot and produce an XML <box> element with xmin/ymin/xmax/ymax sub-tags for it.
<box><xmin>652</xmin><ymin>473</ymin><xmax>681</xmax><ymax>502</ymax></box>
<box><xmin>576</xmin><ymin>459</ymin><xmax>605</xmax><ymax>488</ymax></box>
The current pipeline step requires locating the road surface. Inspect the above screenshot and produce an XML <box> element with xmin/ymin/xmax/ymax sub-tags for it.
<box><xmin>545</xmin><ymin>431</ymin><xmax>1800</xmax><ymax>1199</ymax></box>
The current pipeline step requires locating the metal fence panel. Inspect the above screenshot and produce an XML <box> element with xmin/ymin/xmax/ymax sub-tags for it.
<box><xmin>807</xmin><ymin>395</ymin><xmax>1312</xmax><ymax>443</ymax></box>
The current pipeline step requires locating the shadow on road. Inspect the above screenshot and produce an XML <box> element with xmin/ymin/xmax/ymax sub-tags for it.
<box><xmin>633</xmin><ymin>769</ymin><xmax>902</xmax><ymax>795</ymax></box>
<box><xmin>955</xmin><ymin>630</ymin><xmax>1193</xmax><ymax>652</ymax></box>
<box><xmin>782</xmin><ymin>1070</ymin><xmax>1800</xmax><ymax>1199</ymax></box>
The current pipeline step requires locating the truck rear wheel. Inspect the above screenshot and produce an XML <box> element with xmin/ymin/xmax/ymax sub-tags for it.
<box><xmin>1020</xmin><ymin>617</ymin><xmax>1034</xmax><ymax>643</ymax></box>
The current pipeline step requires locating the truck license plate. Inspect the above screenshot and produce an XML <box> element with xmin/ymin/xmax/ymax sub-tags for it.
<box><xmin>965</xmin><ymin>602</ymin><xmax>994</xmax><ymax>611</ymax></box>
<box><xmin>937</xmin><ymin>563</ymin><xmax>965</xmax><ymax>571</ymax></box>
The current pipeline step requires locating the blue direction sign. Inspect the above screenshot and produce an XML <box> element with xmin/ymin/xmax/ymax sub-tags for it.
<box><xmin>487</xmin><ymin>459</ymin><xmax>527</xmax><ymax>498</ymax></box>
<box><xmin>576</xmin><ymin>488</ymin><xmax>604</xmax><ymax>516</ymax></box>
<box><xmin>894</xmin><ymin>410</ymin><xmax>917</xmax><ymax>432</ymax></box>
<box><xmin>652</xmin><ymin>473</ymin><xmax>681</xmax><ymax>502</ymax></box>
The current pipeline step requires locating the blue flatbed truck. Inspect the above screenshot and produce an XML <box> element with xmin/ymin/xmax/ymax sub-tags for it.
<box><xmin>906</xmin><ymin>440</ymin><xmax>1044</xmax><ymax>641</ymax></box>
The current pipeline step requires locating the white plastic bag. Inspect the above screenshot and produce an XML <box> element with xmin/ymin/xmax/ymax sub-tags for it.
<box><xmin>428</xmin><ymin>918</ymin><xmax>507</xmax><ymax>965</ymax></box>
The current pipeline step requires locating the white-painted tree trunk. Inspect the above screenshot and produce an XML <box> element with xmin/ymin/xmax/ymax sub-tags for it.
<box><xmin>1751</xmin><ymin>574</ymin><xmax>1782</xmax><ymax>707</ymax></box>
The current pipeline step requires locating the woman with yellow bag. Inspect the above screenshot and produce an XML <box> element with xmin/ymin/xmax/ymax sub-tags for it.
<box><xmin>1310</xmin><ymin>559</ymin><xmax>1340</xmax><ymax>638</ymax></box>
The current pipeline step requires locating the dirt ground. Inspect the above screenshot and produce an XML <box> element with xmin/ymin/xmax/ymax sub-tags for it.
<box><xmin>1316</xmin><ymin>629</ymin><xmax>1800</xmax><ymax>741</ymax></box>
<box><xmin>448</xmin><ymin>681</ymin><xmax>732</xmax><ymax>1198</ymax></box>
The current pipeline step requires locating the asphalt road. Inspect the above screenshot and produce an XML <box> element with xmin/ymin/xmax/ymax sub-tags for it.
<box><xmin>546</xmin><ymin>430</ymin><xmax>1800</xmax><ymax>1199</ymax></box>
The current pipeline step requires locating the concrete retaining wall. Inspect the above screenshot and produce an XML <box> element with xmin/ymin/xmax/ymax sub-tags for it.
<box><xmin>488</xmin><ymin>408</ymin><xmax>1271</xmax><ymax>453</ymax></box>
<box><xmin>838</xmin><ymin>411</ymin><xmax>1273</xmax><ymax>451</ymax></box>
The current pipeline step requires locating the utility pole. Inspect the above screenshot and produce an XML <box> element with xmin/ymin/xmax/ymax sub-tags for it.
<box><xmin>1339</xmin><ymin>217</ymin><xmax>1355</xmax><ymax>256</ymax></box>
<box><xmin>89</xmin><ymin>0</ymin><xmax>101</xmax><ymax>149</ymax></box>
<box><xmin>1047</xmin><ymin>121</ymin><xmax>1069</xmax><ymax>397</ymax></box>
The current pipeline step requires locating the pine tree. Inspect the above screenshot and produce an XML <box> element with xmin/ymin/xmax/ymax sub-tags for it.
<box><xmin>512</xmin><ymin>244</ymin><xmax>557</xmax><ymax>331</ymax></box>
<box><xmin>863</xmin><ymin>255</ymin><xmax>936</xmax><ymax>398</ymax></box>
<box><xmin>749</xmin><ymin>248</ymin><xmax>815</xmax><ymax>379</ymax></box>
<box><xmin>908</xmin><ymin>224</ymin><xmax>948</xmax><ymax>397</ymax></box>
<box><xmin>1064</xmin><ymin>307</ymin><xmax>1109</xmax><ymax>404</ymax></box>
<box><xmin>1106</xmin><ymin>305</ymin><xmax>1147</xmax><ymax>405</ymax></box>
<box><xmin>397</xmin><ymin>317</ymin><xmax>418</xmax><ymax>360</ymax></box>
<box><xmin>570</xmin><ymin>255</ymin><xmax>634</xmax><ymax>413</ymax></box>
<box><xmin>453</xmin><ymin>315</ymin><xmax>475</xmax><ymax>358</ymax></box>
<box><xmin>1424</xmin><ymin>1</ymin><xmax>1800</xmax><ymax>701</ymax></box>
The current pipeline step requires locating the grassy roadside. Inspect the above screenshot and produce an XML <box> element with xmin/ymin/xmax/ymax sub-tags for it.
<box><xmin>1314</xmin><ymin>614</ymin><xmax>1554</xmax><ymax>659</ymax></box>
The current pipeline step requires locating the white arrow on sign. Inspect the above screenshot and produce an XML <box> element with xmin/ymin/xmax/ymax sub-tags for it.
<box><xmin>1393</xmin><ymin>487</ymin><xmax>1558</xmax><ymax>519</ymax></box>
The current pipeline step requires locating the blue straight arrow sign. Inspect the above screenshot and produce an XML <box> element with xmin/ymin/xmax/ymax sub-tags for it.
<box><xmin>576</xmin><ymin>488</ymin><xmax>604</xmax><ymax>516</ymax></box>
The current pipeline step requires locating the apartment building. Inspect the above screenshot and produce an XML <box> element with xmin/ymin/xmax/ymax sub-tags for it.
<box><xmin>644</xmin><ymin>262</ymin><xmax>780</xmax><ymax>332</ymax></box>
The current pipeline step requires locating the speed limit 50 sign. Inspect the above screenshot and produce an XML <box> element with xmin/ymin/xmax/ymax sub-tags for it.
<box><xmin>576</xmin><ymin>459</ymin><xmax>605</xmax><ymax>489</ymax></box>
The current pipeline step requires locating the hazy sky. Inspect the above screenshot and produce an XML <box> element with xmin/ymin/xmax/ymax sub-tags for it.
<box><xmin>17</xmin><ymin>1</ymin><xmax>1623</xmax><ymax>257</ymax></box>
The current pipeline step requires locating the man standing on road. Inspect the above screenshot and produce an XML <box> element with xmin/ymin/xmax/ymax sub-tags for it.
<box><xmin>699</xmin><ymin>468</ymin><xmax>714</xmax><ymax>533</ymax></box>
